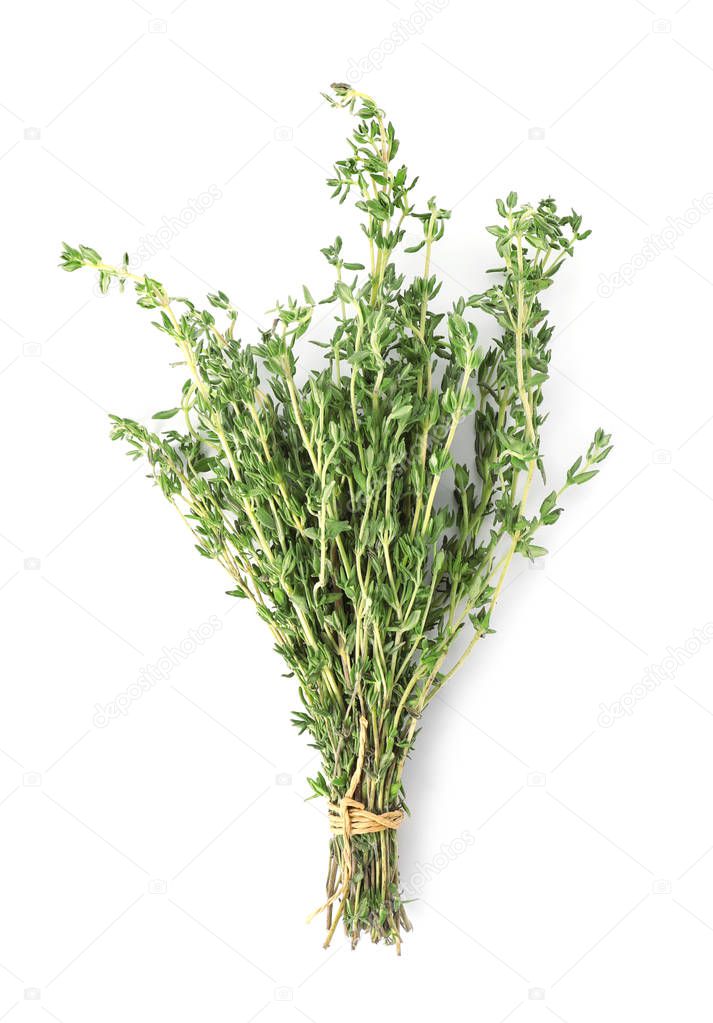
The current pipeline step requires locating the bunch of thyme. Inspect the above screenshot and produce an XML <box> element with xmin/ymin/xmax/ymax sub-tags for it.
<box><xmin>60</xmin><ymin>84</ymin><xmax>610</xmax><ymax>951</ymax></box>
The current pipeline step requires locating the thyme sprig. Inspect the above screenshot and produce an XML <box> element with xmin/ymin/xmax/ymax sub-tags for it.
<box><xmin>60</xmin><ymin>84</ymin><xmax>611</xmax><ymax>951</ymax></box>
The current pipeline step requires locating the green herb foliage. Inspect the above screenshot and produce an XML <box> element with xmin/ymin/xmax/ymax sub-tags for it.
<box><xmin>60</xmin><ymin>84</ymin><xmax>611</xmax><ymax>950</ymax></box>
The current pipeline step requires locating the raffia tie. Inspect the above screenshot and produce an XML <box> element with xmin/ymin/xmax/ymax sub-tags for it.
<box><xmin>327</xmin><ymin>799</ymin><xmax>403</xmax><ymax>838</ymax></box>
<box><xmin>307</xmin><ymin>715</ymin><xmax>404</xmax><ymax>938</ymax></box>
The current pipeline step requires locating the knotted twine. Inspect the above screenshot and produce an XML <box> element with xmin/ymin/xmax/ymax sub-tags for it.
<box><xmin>307</xmin><ymin>714</ymin><xmax>404</xmax><ymax>938</ymax></box>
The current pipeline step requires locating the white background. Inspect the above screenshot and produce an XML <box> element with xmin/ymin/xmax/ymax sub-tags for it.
<box><xmin>2</xmin><ymin>0</ymin><xmax>713</xmax><ymax>1019</ymax></box>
